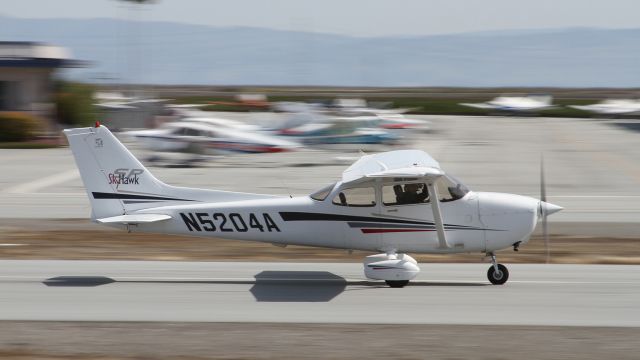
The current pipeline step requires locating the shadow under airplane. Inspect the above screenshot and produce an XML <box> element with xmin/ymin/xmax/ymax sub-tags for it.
<box><xmin>42</xmin><ymin>272</ymin><xmax>487</xmax><ymax>302</ymax></box>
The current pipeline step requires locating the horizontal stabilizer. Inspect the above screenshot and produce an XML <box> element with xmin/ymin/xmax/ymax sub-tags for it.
<box><xmin>97</xmin><ymin>214</ymin><xmax>172</xmax><ymax>224</ymax></box>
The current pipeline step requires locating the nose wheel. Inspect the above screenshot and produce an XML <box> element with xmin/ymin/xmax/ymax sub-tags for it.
<box><xmin>487</xmin><ymin>253</ymin><xmax>509</xmax><ymax>285</ymax></box>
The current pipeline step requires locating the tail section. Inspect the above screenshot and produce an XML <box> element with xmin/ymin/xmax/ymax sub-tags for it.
<box><xmin>64</xmin><ymin>125</ymin><xmax>178</xmax><ymax>219</ymax></box>
<box><xmin>64</xmin><ymin>124</ymin><xmax>279</xmax><ymax>221</ymax></box>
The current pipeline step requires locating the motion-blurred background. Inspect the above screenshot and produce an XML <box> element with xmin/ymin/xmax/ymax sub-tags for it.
<box><xmin>1</xmin><ymin>0</ymin><xmax>640</xmax><ymax>264</ymax></box>
<box><xmin>2</xmin><ymin>1</ymin><xmax>640</xmax><ymax>359</ymax></box>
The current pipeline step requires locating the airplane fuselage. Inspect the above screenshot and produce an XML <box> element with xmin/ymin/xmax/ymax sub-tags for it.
<box><xmin>116</xmin><ymin>190</ymin><xmax>539</xmax><ymax>254</ymax></box>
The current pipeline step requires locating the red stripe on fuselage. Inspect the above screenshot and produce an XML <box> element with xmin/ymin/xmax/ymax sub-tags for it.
<box><xmin>360</xmin><ymin>228</ymin><xmax>435</xmax><ymax>234</ymax></box>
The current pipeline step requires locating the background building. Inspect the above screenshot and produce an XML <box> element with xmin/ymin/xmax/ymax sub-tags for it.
<box><xmin>0</xmin><ymin>41</ymin><xmax>84</xmax><ymax>120</ymax></box>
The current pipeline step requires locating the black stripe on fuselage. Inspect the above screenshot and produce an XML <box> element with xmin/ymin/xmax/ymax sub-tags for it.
<box><xmin>348</xmin><ymin>221</ymin><xmax>488</xmax><ymax>231</ymax></box>
<box><xmin>280</xmin><ymin>212</ymin><xmax>500</xmax><ymax>231</ymax></box>
<box><xmin>92</xmin><ymin>192</ymin><xmax>194</xmax><ymax>202</ymax></box>
<box><xmin>280</xmin><ymin>211</ymin><xmax>435</xmax><ymax>226</ymax></box>
<box><xmin>122</xmin><ymin>200</ymin><xmax>164</xmax><ymax>204</ymax></box>
<box><xmin>348</xmin><ymin>222</ymin><xmax>436</xmax><ymax>230</ymax></box>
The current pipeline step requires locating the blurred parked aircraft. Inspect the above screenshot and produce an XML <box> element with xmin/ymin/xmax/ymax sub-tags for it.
<box><xmin>330</xmin><ymin>98</ymin><xmax>415</xmax><ymax>116</ymax></box>
<box><xmin>278</xmin><ymin>115</ymin><xmax>399</xmax><ymax>149</ymax></box>
<box><xmin>460</xmin><ymin>95</ymin><xmax>556</xmax><ymax>113</ymax></box>
<box><xmin>125</xmin><ymin>121</ymin><xmax>301</xmax><ymax>158</ymax></box>
<box><xmin>272</xmin><ymin>100</ymin><xmax>430</xmax><ymax>132</ymax></box>
<box><xmin>170</xmin><ymin>108</ymin><xmax>261</xmax><ymax>131</ymax></box>
<box><xmin>95</xmin><ymin>91</ymin><xmax>171</xmax><ymax>110</ymax></box>
<box><xmin>569</xmin><ymin>99</ymin><xmax>640</xmax><ymax>116</ymax></box>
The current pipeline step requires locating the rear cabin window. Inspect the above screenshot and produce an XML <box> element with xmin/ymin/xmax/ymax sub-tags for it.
<box><xmin>332</xmin><ymin>187</ymin><xmax>376</xmax><ymax>207</ymax></box>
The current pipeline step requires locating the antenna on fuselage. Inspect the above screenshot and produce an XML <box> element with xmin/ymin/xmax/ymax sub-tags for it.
<box><xmin>279</xmin><ymin>178</ymin><xmax>293</xmax><ymax>198</ymax></box>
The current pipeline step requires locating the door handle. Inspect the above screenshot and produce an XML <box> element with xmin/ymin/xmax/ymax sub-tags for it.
<box><xmin>387</xmin><ymin>209</ymin><xmax>398</xmax><ymax>212</ymax></box>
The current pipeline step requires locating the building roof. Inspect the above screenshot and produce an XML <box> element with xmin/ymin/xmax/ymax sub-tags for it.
<box><xmin>0</xmin><ymin>41</ymin><xmax>86</xmax><ymax>68</ymax></box>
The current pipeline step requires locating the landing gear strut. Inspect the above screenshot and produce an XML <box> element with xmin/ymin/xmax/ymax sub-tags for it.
<box><xmin>364</xmin><ymin>253</ymin><xmax>420</xmax><ymax>288</ymax></box>
<box><xmin>486</xmin><ymin>252</ymin><xmax>509</xmax><ymax>285</ymax></box>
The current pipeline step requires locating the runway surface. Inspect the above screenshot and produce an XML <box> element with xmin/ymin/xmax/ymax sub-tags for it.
<box><xmin>1</xmin><ymin>260</ymin><xmax>638</xmax><ymax>327</ymax></box>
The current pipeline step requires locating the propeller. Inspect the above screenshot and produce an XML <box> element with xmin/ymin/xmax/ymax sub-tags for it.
<box><xmin>539</xmin><ymin>155</ymin><xmax>563</xmax><ymax>263</ymax></box>
<box><xmin>540</xmin><ymin>154</ymin><xmax>549</xmax><ymax>263</ymax></box>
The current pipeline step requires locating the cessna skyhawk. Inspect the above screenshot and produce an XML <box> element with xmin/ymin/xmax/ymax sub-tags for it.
<box><xmin>64</xmin><ymin>124</ymin><xmax>562</xmax><ymax>287</ymax></box>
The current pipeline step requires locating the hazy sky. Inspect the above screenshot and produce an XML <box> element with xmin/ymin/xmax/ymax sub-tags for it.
<box><xmin>2</xmin><ymin>0</ymin><xmax>640</xmax><ymax>37</ymax></box>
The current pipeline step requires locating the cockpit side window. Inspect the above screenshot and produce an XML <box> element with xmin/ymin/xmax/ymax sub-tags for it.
<box><xmin>332</xmin><ymin>187</ymin><xmax>376</xmax><ymax>207</ymax></box>
<box><xmin>310</xmin><ymin>183</ymin><xmax>335</xmax><ymax>201</ymax></box>
<box><xmin>183</xmin><ymin>128</ymin><xmax>202</xmax><ymax>137</ymax></box>
<box><xmin>170</xmin><ymin>127</ymin><xmax>185</xmax><ymax>135</ymax></box>
<box><xmin>382</xmin><ymin>176</ymin><xmax>469</xmax><ymax>206</ymax></box>
<box><xmin>383</xmin><ymin>183</ymin><xmax>429</xmax><ymax>206</ymax></box>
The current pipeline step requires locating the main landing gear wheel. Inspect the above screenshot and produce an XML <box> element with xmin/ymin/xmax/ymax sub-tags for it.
<box><xmin>487</xmin><ymin>264</ymin><xmax>509</xmax><ymax>285</ymax></box>
<box><xmin>385</xmin><ymin>280</ymin><xmax>410</xmax><ymax>288</ymax></box>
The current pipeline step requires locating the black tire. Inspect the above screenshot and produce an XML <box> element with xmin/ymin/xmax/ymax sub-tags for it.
<box><xmin>487</xmin><ymin>264</ymin><xmax>509</xmax><ymax>285</ymax></box>
<box><xmin>386</xmin><ymin>280</ymin><xmax>409</xmax><ymax>288</ymax></box>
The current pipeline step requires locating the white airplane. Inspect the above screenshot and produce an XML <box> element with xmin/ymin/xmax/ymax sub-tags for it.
<box><xmin>278</xmin><ymin>116</ymin><xmax>399</xmax><ymax>148</ymax></box>
<box><xmin>95</xmin><ymin>91</ymin><xmax>171</xmax><ymax>110</ymax></box>
<box><xmin>569</xmin><ymin>99</ymin><xmax>640</xmax><ymax>116</ymax></box>
<box><xmin>272</xmin><ymin>101</ymin><xmax>428</xmax><ymax>131</ymax></box>
<box><xmin>331</xmin><ymin>99</ymin><xmax>417</xmax><ymax>117</ymax></box>
<box><xmin>64</xmin><ymin>124</ymin><xmax>562</xmax><ymax>287</ymax></box>
<box><xmin>460</xmin><ymin>95</ymin><xmax>556</xmax><ymax>113</ymax></box>
<box><xmin>171</xmin><ymin>109</ymin><xmax>261</xmax><ymax>132</ymax></box>
<box><xmin>125</xmin><ymin>121</ymin><xmax>301</xmax><ymax>155</ymax></box>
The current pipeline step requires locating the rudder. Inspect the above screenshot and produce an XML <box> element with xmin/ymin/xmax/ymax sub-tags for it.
<box><xmin>64</xmin><ymin>125</ymin><xmax>174</xmax><ymax>219</ymax></box>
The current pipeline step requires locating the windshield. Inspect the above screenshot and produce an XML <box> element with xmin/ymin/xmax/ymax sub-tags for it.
<box><xmin>310</xmin><ymin>182</ymin><xmax>336</xmax><ymax>201</ymax></box>
<box><xmin>438</xmin><ymin>175</ymin><xmax>470</xmax><ymax>202</ymax></box>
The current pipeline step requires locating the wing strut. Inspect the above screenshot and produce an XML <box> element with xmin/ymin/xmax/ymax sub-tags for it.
<box><xmin>426</xmin><ymin>182</ymin><xmax>450</xmax><ymax>249</ymax></box>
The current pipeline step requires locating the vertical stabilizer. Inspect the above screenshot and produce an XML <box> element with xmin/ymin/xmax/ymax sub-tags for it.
<box><xmin>64</xmin><ymin>125</ymin><xmax>175</xmax><ymax>219</ymax></box>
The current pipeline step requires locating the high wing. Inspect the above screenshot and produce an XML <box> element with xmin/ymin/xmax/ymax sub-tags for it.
<box><xmin>342</xmin><ymin>150</ymin><xmax>441</xmax><ymax>184</ymax></box>
<box><xmin>342</xmin><ymin>150</ymin><xmax>450</xmax><ymax>249</ymax></box>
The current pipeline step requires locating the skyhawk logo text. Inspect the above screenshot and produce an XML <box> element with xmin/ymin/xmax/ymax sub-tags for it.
<box><xmin>108</xmin><ymin>168</ymin><xmax>144</xmax><ymax>185</ymax></box>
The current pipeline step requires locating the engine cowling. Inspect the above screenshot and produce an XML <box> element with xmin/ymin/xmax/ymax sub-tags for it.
<box><xmin>363</xmin><ymin>253</ymin><xmax>420</xmax><ymax>281</ymax></box>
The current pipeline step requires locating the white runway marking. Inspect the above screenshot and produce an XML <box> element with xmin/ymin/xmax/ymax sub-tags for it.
<box><xmin>3</xmin><ymin>169</ymin><xmax>79</xmax><ymax>194</ymax></box>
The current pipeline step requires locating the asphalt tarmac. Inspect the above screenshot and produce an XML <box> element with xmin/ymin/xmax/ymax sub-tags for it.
<box><xmin>0</xmin><ymin>260</ymin><xmax>638</xmax><ymax>327</ymax></box>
